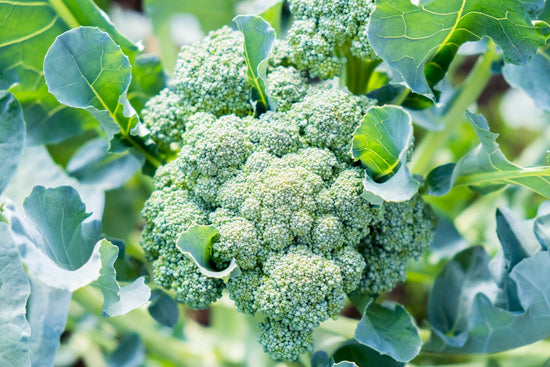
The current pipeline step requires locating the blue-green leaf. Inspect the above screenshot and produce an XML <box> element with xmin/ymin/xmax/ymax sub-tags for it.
<box><xmin>0</xmin><ymin>91</ymin><xmax>25</xmax><ymax>196</ymax></box>
<box><xmin>368</xmin><ymin>0</ymin><xmax>547</xmax><ymax>99</ymax></box>
<box><xmin>0</xmin><ymin>223</ymin><xmax>30</xmax><ymax>367</ymax></box>
<box><xmin>107</xmin><ymin>333</ymin><xmax>145</xmax><ymax>367</ymax></box>
<box><xmin>503</xmin><ymin>44</ymin><xmax>550</xmax><ymax>112</ymax></box>
<box><xmin>26</xmin><ymin>272</ymin><xmax>71</xmax><ymax>367</ymax></box>
<box><xmin>534</xmin><ymin>203</ymin><xmax>550</xmax><ymax>249</ymax></box>
<box><xmin>425</xmin><ymin>206</ymin><xmax>550</xmax><ymax>353</ymax></box>
<box><xmin>176</xmin><ymin>225</ymin><xmax>237</xmax><ymax>278</ymax></box>
<box><xmin>93</xmin><ymin>240</ymin><xmax>150</xmax><ymax>317</ymax></box>
<box><xmin>496</xmin><ymin>208</ymin><xmax>541</xmax><ymax>270</ymax></box>
<box><xmin>20</xmin><ymin>186</ymin><xmax>100</xmax><ymax>271</ymax></box>
<box><xmin>44</xmin><ymin>26</ymin><xmax>134</xmax><ymax>142</ymax></box>
<box><xmin>148</xmin><ymin>290</ymin><xmax>179</xmax><ymax>328</ymax></box>
<box><xmin>234</xmin><ymin>15</ymin><xmax>276</xmax><ymax>113</ymax></box>
<box><xmin>355</xmin><ymin>301</ymin><xmax>422</xmax><ymax>362</ymax></box>
<box><xmin>3</xmin><ymin>145</ymin><xmax>104</xmax><ymax>220</ymax></box>
<box><xmin>351</xmin><ymin>106</ymin><xmax>419</xmax><ymax>202</ymax></box>
<box><xmin>0</xmin><ymin>0</ymin><xmax>138</xmax><ymax>145</ymax></box>
<box><xmin>332</xmin><ymin>341</ymin><xmax>404</xmax><ymax>367</ymax></box>
<box><xmin>426</xmin><ymin>111</ymin><xmax>550</xmax><ymax>198</ymax></box>
<box><xmin>67</xmin><ymin>138</ymin><xmax>143</xmax><ymax>190</ymax></box>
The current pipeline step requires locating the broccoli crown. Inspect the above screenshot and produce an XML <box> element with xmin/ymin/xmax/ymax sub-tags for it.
<box><xmin>287</xmin><ymin>0</ymin><xmax>377</xmax><ymax>79</ymax></box>
<box><xmin>140</xmin><ymin>30</ymin><xmax>436</xmax><ymax>362</ymax></box>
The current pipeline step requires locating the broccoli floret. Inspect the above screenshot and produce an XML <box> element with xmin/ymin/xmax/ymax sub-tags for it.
<box><xmin>141</xmin><ymin>27</ymin><xmax>253</xmax><ymax>154</ymax></box>
<box><xmin>140</xmin><ymin>23</ymin><xmax>436</xmax><ymax>362</ymax></box>
<box><xmin>286</xmin><ymin>0</ymin><xmax>379</xmax><ymax>93</ymax></box>
<box><xmin>266</xmin><ymin>66</ymin><xmax>309</xmax><ymax>112</ymax></box>
<box><xmin>154</xmin><ymin>246</ymin><xmax>225</xmax><ymax>309</ymax></box>
<box><xmin>258</xmin><ymin>318</ymin><xmax>314</xmax><ymax>361</ymax></box>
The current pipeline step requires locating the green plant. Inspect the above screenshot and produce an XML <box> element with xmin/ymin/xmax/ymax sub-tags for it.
<box><xmin>1</xmin><ymin>0</ymin><xmax>550</xmax><ymax>366</ymax></box>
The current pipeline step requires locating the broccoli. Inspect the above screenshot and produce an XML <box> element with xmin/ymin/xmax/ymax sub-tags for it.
<box><xmin>286</xmin><ymin>0</ymin><xmax>380</xmax><ymax>94</ymax></box>
<box><xmin>142</xmin><ymin>27</ymin><xmax>253</xmax><ymax>154</ymax></box>
<box><xmin>140</xmin><ymin>22</ymin><xmax>436</xmax><ymax>362</ymax></box>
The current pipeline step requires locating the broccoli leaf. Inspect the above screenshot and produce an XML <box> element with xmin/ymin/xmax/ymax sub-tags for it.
<box><xmin>534</xmin><ymin>204</ymin><xmax>550</xmax><ymax>250</ymax></box>
<box><xmin>332</xmin><ymin>341</ymin><xmax>404</xmax><ymax>367</ymax></box>
<box><xmin>503</xmin><ymin>43</ymin><xmax>550</xmax><ymax>112</ymax></box>
<box><xmin>234</xmin><ymin>15</ymin><xmax>276</xmax><ymax>114</ymax></box>
<box><xmin>148</xmin><ymin>290</ymin><xmax>179</xmax><ymax>328</ymax></box>
<box><xmin>368</xmin><ymin>0</ymin><xmax>547</xmax><ymax>99</ymax></box>
<box><xmin>44</xmin><ymin>27</ymin><xmax>133</xmax><ymax>141</ymax></box>
<box><xmin>107</xmin><ymin>333</ymin><xmax>145</xmax><ymax>367</ymax></box>
<box><xmin>67</xmin><ymin>138</ymin><xmax>143</xmax><ymax>191</ymax></box>
<box><xmin>6</xmin><ymin>187</ymin><xmax>150</xmax><ymax>316</ymax></box>
<box><xmin>176</xmin><ymin>225</ymin><xmax>238</xmax><ymax>278</ymax></box>
<box><xmin>93</xmin><ymin>240</ymin><xmax>151</xmax><ymax>317</ymax></box>
<box><xmin>0</xmin><ymin>91</ymin><xmax>25</xmax><ymax>196</ymax></box>
<box><xmin>44</xmin><ymin>26</ymin><xmax>161</xmax><ymax>168</ymax></box>
<box><xmin>425</xmin><ymin>111</ymin><xmax>550</xmax><ymax>198</ymax></box>
<box><xmin>425</xmin><ymin>206</ymin><xmax>550</xmax><ymax>353</ymax></box>
<box><xmin>355</xmin><ymin>301</ymin><xmax>422</xmax><ymax>362</ymax></box>
<box><xmin>0</xmin><ymin>223</ymin><xmax>31</xmax><ymax>367</ymax></box>
<box><xmin>351</xmin><ymin>106</ymin><xmax>419</xmax><ymax>202</ymax></box>
<box><xmin>0</xmin><ymin>0</ymin><xmax>137</xmax><ymax>144</ymax></box>
<box><xmin>26</xmin><ymin>272</ymin><xmax>71</xmax><ymax>367</ymax></box>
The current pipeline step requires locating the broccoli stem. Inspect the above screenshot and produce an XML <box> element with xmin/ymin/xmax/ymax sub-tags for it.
<box><xmin>411</xmin><ymin>43</ymin><xmax>499</xmax><ymax>175</ymax></box>
<box><xmin>337</xmin><ymin>47</ymin><xmax>381</xmax><ymax>95</ymax></box>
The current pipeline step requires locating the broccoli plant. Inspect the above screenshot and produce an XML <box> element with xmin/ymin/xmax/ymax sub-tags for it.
<box><xmin>1</xmin><ymin>0</ymin><xmax>550</xmax><ymax>366</ymax></box>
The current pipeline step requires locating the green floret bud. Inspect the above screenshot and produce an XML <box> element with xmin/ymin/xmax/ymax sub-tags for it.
<box><xmin>174</xmin><ymin>26</ymin><xmax>252</xmax><ymax>118</ymax></box>
<box><xmin>142</xmin><ymin>88</ymin><xmax>186</xmax><ymax>153</ymax></box>
<box><xmin>360</xmin><ymin>244</ymin><xmax>408</xmax><ymax>295</ymax></box>
<box><xmin>140</xmin><ymin>188</ymin><xmax>208</xmax><ymax>259</ymax></box>
<box><xmin>227</xmin><ymin>269</ymin><xmax>265</xmax><ymax>315</ymax></box>
<box><xmin>311</xmin><ymin>215</ymin><xmax>345</xmax><ymax>254</ymax></box>
<box><xmin>258</xmin><ymin>318</ymin><xmax>313</xmax><ymax>361</ymax></box>
<box><xmin>371</xmin><ymin>194</ymin><xmax>437</xmax><ymax>256</ymax></box>
<box><xmin>247</xmin><ymin>112</ymin><xmax>302</xmax><ymax>157</ymax></box>
<box><xmin>293</xmin><ymin>87</ymin><xmax>374</xmax><ymax>161</ymax></box>
<box><xmin>287</xmin><ymin>0</ymin><xmax>377</xmax><ymax>80</ymax></box>
<box><xmin>154</xmin><ymin>246</ymin><xmax>225</xmax><ymax>309</ymax></box>
<box><xmin>332</xmin><ymin>246</ymin><xmax>367</xmax><ymax>294</ymax></box>
<box><xmin>266</xmin><ymin>66</ymin><xmax>309</xmax><ymax>111</ymax></box>
<box><xmin>210</xmin><ymin>212</ymin><xmax>263</xmax><ymax>270</ymax></box>
<box><xmin>256</xmin><ymin>248</ymin><xmax>346</xmax><ymax>330</ymax></box>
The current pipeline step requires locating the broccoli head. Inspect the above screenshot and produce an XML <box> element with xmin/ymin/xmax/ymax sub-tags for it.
<box><xmin>140</xmin><ymin>28</ymin><xmax>436</xmax><ymax>362</ymax></box>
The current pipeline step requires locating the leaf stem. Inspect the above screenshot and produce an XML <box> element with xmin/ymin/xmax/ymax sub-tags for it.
<box><xmin>49</xmin><ymin>0</ymin><xmax>80</xmax><ymax>29</ymax></box>
<box><xmin>411</xmin><ymin>44</ymin><xmax>499</xmax><ymax>175</ymax></box>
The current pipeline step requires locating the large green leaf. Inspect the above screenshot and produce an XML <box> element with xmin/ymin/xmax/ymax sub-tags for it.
<box><xmin>355</xmin><ymin>301</ymin><xmax>422</xmax><ymax>362</ymax></box>
<box><xmin>351</xmin><ymin>106</ymin><xmax>419</xmax><ymax>202</ymax></box>
<box><xmin>425</xmin><ymin>111</ymin><xmax>550</xmax><ymax>198</ymax></box>
<box><xmin>93</xmin><ymin>240</ymin><xmax>151</xmax><ymax>317</ymax></box>
<box><xmin>368</xmin><ymin>0</ymin><xmax>547</xmax><ymax>98</ymax></box>
<box><xmin>44</xmin><ymin>27</ymin><xmax>133</xmax><ymax>140</ymax></box>
<box><xmin>0</xmin><ymin>0</ymin><xmax>138</xmax><ymax>144</ymax></box>
<box><xmin>26</xmin><ymin>272</ymin><xmax>71</xmax><ymax>367</ymax></box>
<box><xmin>148</xmin><ymin>290</ymin><xmax>179</xmax><ymax>328</ymax></box>
<box><xmin>44</xmin><ymin>27</ymin><xmax>161</xmax><ymax>168</ymax></box>
<box><xmin>425</xmin><ymin>206</ymin><xmax>550</xmax><ymax>353</ymax></box>
<box><xmin>144</xmin><ymin>0</ymin><xmax>237</xmax><ymax>71</ymax></box>
<box><xmin>3</xmin><ymin>145</ymin><xmax>104</xmax><ymax>220</ymax></box>
<box><xmin>0</xmin><ymin>223</ymin><xmax>30</xmax><ymax>367</ymax></box>
<box><xmin>67</xmin><ymin>138</ymin><xmax>143</xmax><ymax>190</ymax></box>
<box><xmin>502</xmin><ymin>43</ymin><xmax>550</xmax><ymax>112</ymax></box>
<box><xmin>0</xmin><ymin>91</ymin><xmax>25</xmax><ymax>196</ymax></box>
<box><xmin>176</xmin><ymin>225</ymin><xmax>237</xmax><ymax>278</ymax></box>
<box><xmin>21</xmin><ymin>186</ymin><xmax>99</xmax><ymax>271</ymax></box>
<box><xmin>332</xmin><ymin>341</ymin><xmax>404</xmax><ymax>367</ymax></box>
<box><xmin>234</xmin><ymin>15</ymin><xmax>276</xmax><ymax>113</ymax></box>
